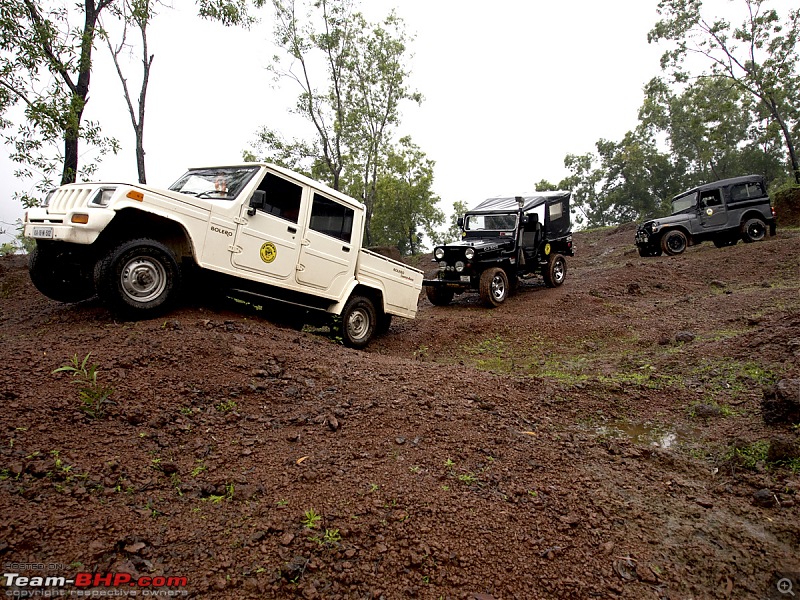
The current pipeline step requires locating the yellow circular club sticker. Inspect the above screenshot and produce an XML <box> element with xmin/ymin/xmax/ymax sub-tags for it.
<box><xmin>544</xmin><ymin>243</ymin><xmax>551</xmax><ymax>256</ymax></box>
<box><xmin>706</xmin><ymin>208</ymin><xmax>714</xmax><ymax>216</ymax></box>
<box><xmin>259</xmin><ymin>241</ymin><xmax>277</xmax><ymax>263</ymax></box>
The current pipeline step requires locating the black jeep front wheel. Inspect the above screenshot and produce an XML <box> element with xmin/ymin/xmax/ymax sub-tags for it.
<box><xmin>479</xmin><ymin>267</ymin><xmax>509</xmax><ymax>307</ymax></box>
<box><xmin>425</xmin><ymin>285</ymin><xmax>454</xmax><ymax>306</ymax></box>
<box><xmin>741</xmin><ymin>218</ymin><xmax>767</xmax><ymax>243</ymax></box>
<box><xmin>94</xmin><ymin>238</ymin><xmax>182</xmax><ymax>319</ymax></box>
<box><xmin>660</xmin><ymin>230</ymin><xmax>687</xmax><ymax>256</ymax></box>
<box><xmin>29</xmin><ymin>242</ymin><xmax>95</xmax><ymax>303</ymax></box>
<box><xmin>543</xmin><ymin>254</ymin><xmax>567</xmax><ymax>287</ymax></box>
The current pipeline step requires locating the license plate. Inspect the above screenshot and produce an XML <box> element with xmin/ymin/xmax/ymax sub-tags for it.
<box><xmin>32</xmin><ymin>226</ymin><xmax>54</xmax><ymax>239</ymax></box>
<box><xmin>460</xmin><ymin>275</ymin><xmax>470</xmax><ymax>283</ymax></box>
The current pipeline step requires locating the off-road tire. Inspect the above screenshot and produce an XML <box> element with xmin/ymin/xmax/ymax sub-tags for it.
<box><xmin>543</xmin><ymin>254</ymin><xmax>567</xmax><ymax>288</ymax></box>
<box><xmin>479</xmin><ymin>267</ymin><xmax>509</xmax><ymax>307</ymax></box>
<box><xmin>340</xmin><ymin>295</ymin><xmax>376</xmax><ymax>349</ymax></box>
<box><xmin>28</xmin><ymin>242</ymin><xmax>95</xmax><ymax>303</ymax></box>
<box><xmin>425</xmin><ymin>285</ymin><xmax>454</xmax><ymax>306</ymax></box>
<box><xmin>94</xmin><ymin>238</ymin><xmax>181</xmax><ymax>319</ymax></box>
<box><xmin>376</xmin><ymin>312</ymin><xmax>393</xmax><ymax>336</ymax></box>
<box><xmin>637</xmin><ymin>246</ymin><xmax>662</xmax><ymax>258</ymax></box>
<box><xmin>741</xmin><ymin>218</ymin><xmax>767</xmax><ymax>243</ymax></box>
<box><xmin>660</xmin><ymin>230</ymin><xmax>687</xmax><ymax>256</ymax></box>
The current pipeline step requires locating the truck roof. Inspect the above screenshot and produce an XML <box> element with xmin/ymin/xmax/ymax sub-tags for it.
<box><xmin>470</xmin><ymin>191</ymin><xmax>571</xmax><ymax>214</ymax></box>
<box><xmin>675</xmin><ymin>174</ymin><xmax>765</xmax><ymax>198</ymax></box>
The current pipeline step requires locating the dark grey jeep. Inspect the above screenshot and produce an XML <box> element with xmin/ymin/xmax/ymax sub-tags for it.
<box><xmin>635</xmin><ymin>174</ymin><xmax>777</xmax><ymax>257</ymax></box>
<box><xmin>423</xmin><ymin>192</ymin><xmax>574</xmax><ymax>307</ymax></box>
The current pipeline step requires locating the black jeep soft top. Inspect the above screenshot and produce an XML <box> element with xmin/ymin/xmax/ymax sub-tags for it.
<box><xmin>424</xmin><ymin>191</ymin><xmax>574</xmax><ymax>307</ymax></box>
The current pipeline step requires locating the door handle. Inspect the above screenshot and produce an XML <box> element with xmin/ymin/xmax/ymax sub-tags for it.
<box><xmin>342</xmin><ymin>246</ymin><xmax>350</xmax><ymax>253</ymax></box>
<box><xmin>287</xmin><ymin>226</ymin><xmax>297</xmax><ymax>234</ymax></box>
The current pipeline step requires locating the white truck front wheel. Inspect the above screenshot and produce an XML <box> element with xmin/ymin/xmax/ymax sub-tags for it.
<box><xmin>95</xmin><ymin>238</ymin><xmax>181</xmax><ymax>319</ymax></box>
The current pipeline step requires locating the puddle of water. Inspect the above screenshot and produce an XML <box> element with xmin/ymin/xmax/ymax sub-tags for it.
<box><xmin>596</xmin><ymin>421</ymin><xmax>694</xmax><ymax>449</ymax></box>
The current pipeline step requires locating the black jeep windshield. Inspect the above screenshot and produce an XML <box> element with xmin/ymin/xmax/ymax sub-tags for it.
<box><xmin>464</xmin><ymin>213</ymin><xmax>517</xmax><ymax>231</ymax></box>
<box><xmin>671</xmin><ymin>192</ymin><xmax>697</xmax><ymax>214</ymax></box>
<box><xmin>169</xmin><ymin>167</ymin><xmax>259</xmax><ymax>199</ymax></box>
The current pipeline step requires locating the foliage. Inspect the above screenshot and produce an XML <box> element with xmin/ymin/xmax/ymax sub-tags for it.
<box><xmin>0</xmin><ymin>0</ymin><xmax>121</xmax><ymax>195</ymax></box>
<box><xmin>649</xmin><ymin>0</ymin><xmax>800</xmax><ymax>184</ymax></box>
<box><xmin>370</xmin><ymin>136</ymin><xmax>443</xmax><ymax>254</ymax></box>
<box><xmin>252</xmin><ymin>0</ymin><xmax>423</xmax><ymax>244</ymax></box>
<box><xmin>439</xmin><ymin>200</ymin><xmax>468</xmax><ymax>245</ymax></box>
<box><xmin>52</xmin><ymin>354</ymin><xmax>114</xmax><ymax>418</ymax></box>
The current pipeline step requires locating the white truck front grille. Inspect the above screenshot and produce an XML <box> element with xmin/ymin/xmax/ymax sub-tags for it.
<box><xmin>48</xmin><ymin>187</ymin><xmax>94</xmax><ymax>214</ymax></box>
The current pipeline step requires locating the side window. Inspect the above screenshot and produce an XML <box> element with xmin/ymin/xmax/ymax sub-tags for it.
<box><xmin>257</xmin><ymin>173</ymin><xmax>302</xmax><ymax>223</ymax></box>
<box><xmin>548</xmin><ymin>202</ymin><xmax>563</xmax><ymax>220</ymax></box>
<box><xmin>729</xmin><ymin>182</ymin><xmax>764</xmax><ymax>202</ymax></box>
<box><xmin>700</xmin><ymin>189</ymin><xmax>722</xmax><ymax>207</ymax></box>
<box><xmin>310</xmin><ymin>194</ymin><xmax>354</xmax><ymax>243</ymax></box>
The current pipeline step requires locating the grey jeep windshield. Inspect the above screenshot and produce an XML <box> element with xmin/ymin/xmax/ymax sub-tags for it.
<box><xmin>671</xmin><ymin>192</ymin><xmax>697</xmax><ymax>214</ymax></box>
<box><xmin>169</xmin><ymin>167</ymin><xmax>259</xmax><ymax>199</ymax></box>
<box><xmin>464</xmin><ymin>213</ymin><xmax>518</xmax><ymax>231</ymax></box>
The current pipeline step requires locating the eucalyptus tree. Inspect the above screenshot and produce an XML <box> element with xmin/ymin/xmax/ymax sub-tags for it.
<box><xmin>649</xmin><ymin>0</ymin><xmax>800</xmax><ymax>183</ymax></box>
<box><xmin>253</xmin><ymin>0</ymin><xmax>421</xmax><ymax>243</ymax></box>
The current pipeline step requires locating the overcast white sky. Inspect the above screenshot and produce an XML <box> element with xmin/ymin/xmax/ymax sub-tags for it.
<box><xmin>1</xmin><ymin>0</ymin><xmax>794</xmax><ymax>245</ymax></box>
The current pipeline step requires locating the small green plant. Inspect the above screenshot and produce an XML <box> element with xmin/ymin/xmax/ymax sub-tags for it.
<box><xmin>191</xmin><ymin>461</ymin><xmax>207</xmax><ymax>477</ymax></box>
<box><xmin>53</xmin><ymin>354</ymin><xmax>114</xmax><ymax>418</ymax></box>
<box><xmin>368</xmin><ymin>483</ymin><xmax>379</xmax><ymax>493</ymax></box>
<box><xmin>276</xmin><ymin>499</ymin><xmax>289</xmax><ymax>507</ymax></box>
<box><xmin>458</xmin><ymin>473</ymin><xmax>477</xmax><ymax>485</ymax></box>
<box><xmin>310</xmin><ymin>528</ymin><xmax>341</xmax><ymax>546</ymax></box>
<box><xmin>215</xmin><ymin>399</ymin><xmax>237</xmax><ymax>412</ymax></box>
<box><xmin>409</xmin><ymin>465</ymin><xmax>421</xmax><ymax>474</ymax></box>
<box><xmin>724</xmin><ymin>440</ymin><xmax>770</xmax><ymax>469</ymax></box>
<box><xmin>301</xmin><ymin>508</ymin><xmax>322</xmax><ymax>529</ymax></box>
<box><xmin>444</xmin><ymin>457</ymin><xmax>454</xmax><ymax>469</ymax></box>
<box><xmin>413</xmin><ymin>344</ymin><xmax>429</xmax><ymax>360</ymax></box>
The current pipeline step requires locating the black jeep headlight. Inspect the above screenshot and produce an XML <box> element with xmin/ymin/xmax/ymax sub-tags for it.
<box><xmin>464</xmin><ymin>247</ymin><xmax>475</xmax><ymax>260</ymax></box>
<box><xmin>455</xmin><ymin>261</ymin><xmax>465</xmax><ymax>272</ymax></box>
<box><xmin>434</xmin><ymin>247</ymin><xmax>445</xmax><ymax>261</ymax></box>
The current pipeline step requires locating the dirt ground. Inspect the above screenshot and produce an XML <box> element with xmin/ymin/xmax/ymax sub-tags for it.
<box><xmin>1</xmin><ymin>224</ymin><xmax>799</xmax><ymax>600</ymax></box>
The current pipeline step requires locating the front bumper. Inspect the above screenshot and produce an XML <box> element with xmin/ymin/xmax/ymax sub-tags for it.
<box><xmin>24</xmin><ymin>207</ymin><xmax>114</xmax><ymax>245</ymax></box>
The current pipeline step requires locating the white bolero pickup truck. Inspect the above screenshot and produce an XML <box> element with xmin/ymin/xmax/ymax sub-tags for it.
<box><xmin>23</xmin><ymin>162</ymin><xmax>423</xmax><ymax>348</ymax></box>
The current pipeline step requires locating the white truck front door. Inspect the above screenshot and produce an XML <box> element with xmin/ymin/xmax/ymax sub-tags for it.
<box><xmin>231</xmin><ymin>173</ymin><xmax>305</xmax><ymax>280</ymax></box>
<box><xmin>296</xmin><ymin>192</ymin><xmax>357</xmax><ymax>296</ymax></box>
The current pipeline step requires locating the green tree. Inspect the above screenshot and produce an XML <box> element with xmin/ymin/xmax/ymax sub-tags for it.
<box><xmin>0</xmin><ymin>0</ymin><xmax>121</xmax><ymax>203</ymax></box>
<box><xmin>438</xmin><ymin>200</ymin><xmax>467</xmax><ymax>245</ymax></box>
<box><xmin>253</xmin><ymin>0</ymin><xmax>421</xmax><ymax>243</ymax></box>
<box><xmin>649</xmin><ymin>0</ymin><xmax>800</xmax><ymax>183</ymax></box>
<box><xmin>371</xmin><ymin>136</ymin><xmax>442</xmax><ymax>255</ymax></box>
<box><xmin>639</xmin><ymin>75</ymin><xmax>785</xmax><ymax>184</ymax></box>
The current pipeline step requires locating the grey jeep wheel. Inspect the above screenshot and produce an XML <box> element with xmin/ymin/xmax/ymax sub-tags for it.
<box><xmin>660</xmin><ymin>230</ymin><xmax>687</xmax><ymax>256</ymax></box>
<box><xmin>741</xmin><ymin>218</ymin><xmax>766</xmax><ymax>243</ymax></box>
<box><xmin>94</xmin><ymin>238</ymin><xmax>181</xmax><ymax>319</ymax></box>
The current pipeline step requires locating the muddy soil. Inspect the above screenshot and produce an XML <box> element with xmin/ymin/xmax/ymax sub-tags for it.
<box><xmin>1</xmin><ymin>225</ymin><xmax>799</xmax><ymax>600</ymax></box>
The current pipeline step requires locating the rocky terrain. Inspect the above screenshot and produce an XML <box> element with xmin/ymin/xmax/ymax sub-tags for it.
<box><xmin>1</xmin><ymin>224</ymin><xmax>799</xmax><ymax>599</ymax></box>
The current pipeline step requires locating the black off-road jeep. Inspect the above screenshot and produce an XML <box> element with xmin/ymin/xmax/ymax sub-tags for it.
<box><xmin>635</xmin><ymin>174</ymin><xmax>777</xmax><ymax>257</ymax></box>
<box><xmin>423</xmin><ymin>192</ymin><xmax>574</xmax><ymax>307</ymax></box>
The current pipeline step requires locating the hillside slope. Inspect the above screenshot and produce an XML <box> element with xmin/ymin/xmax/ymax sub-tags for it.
<box><xmin>1</xmin><ymin>225</ymin><xmax>799</xmax><ymax>599</ymax></box>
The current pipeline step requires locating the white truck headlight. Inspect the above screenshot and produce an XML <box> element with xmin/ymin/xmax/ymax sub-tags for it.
<box><xmin>89</xmin><ymin>187</ymin><xmax>117</xmax><ymax>207</ymax></box>
<box><xmin>434</xmin><ymin>247</ymin><xmax>445</xmax><ymax>260</ymax></box>
<box><xmin>464</xmin><ymin>248</ymin><xmax>475</xmax><ymax>260</ymax></box>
